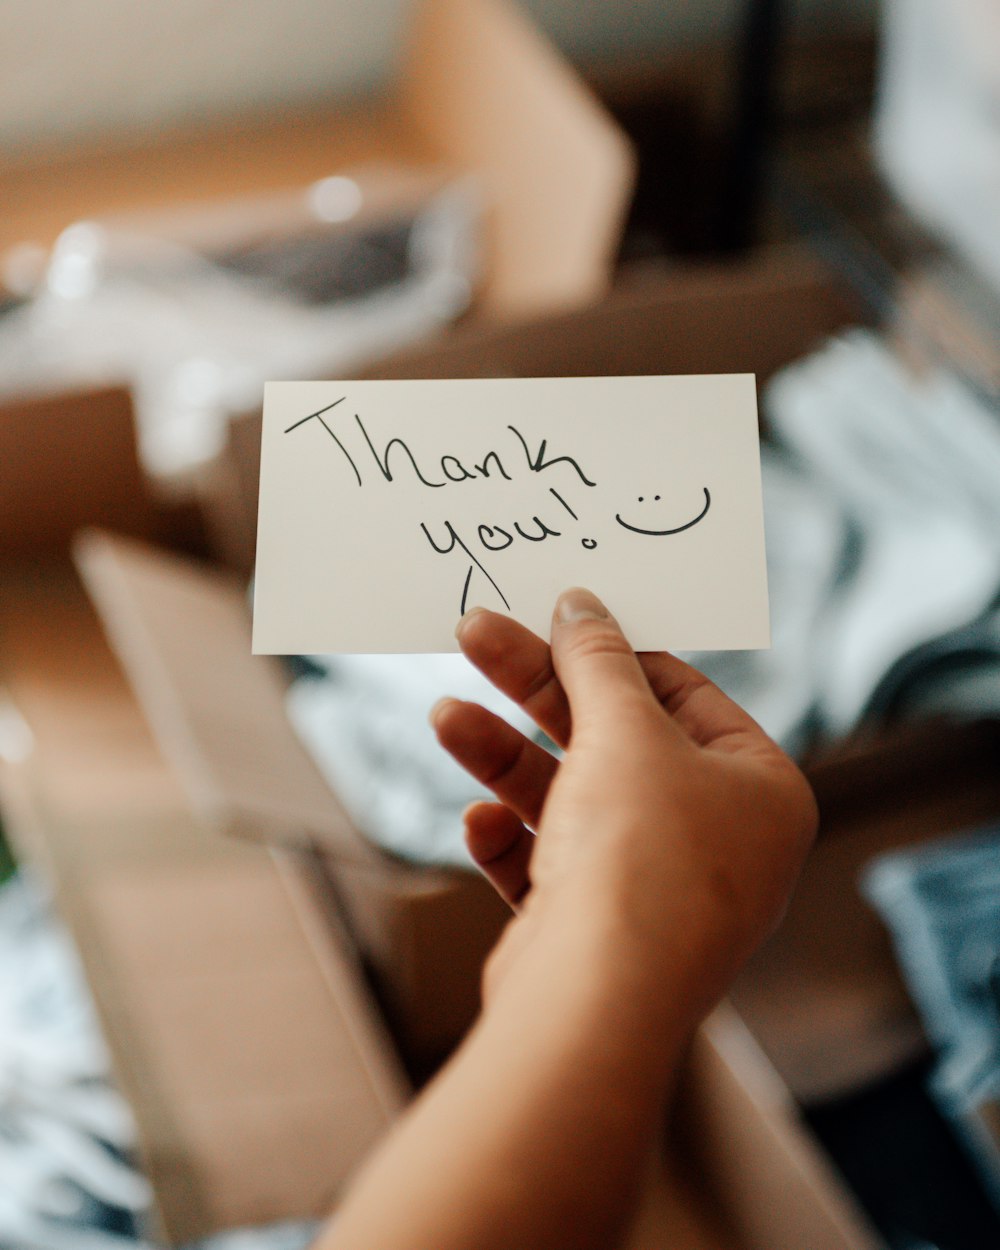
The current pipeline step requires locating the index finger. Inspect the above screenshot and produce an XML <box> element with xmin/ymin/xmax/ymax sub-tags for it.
<box><xmin>455</xmin><ymin>608</ymin><xmax>571</xmax><ymax>748</ymax></box>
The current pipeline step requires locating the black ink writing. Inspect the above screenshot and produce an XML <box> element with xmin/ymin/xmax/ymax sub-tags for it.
<box><xmin>284</xmin><ymin>397</ymin><xmax>362</xmax><ymax>486</ymax></box>
<box><xmin>421</xmin><ymin>505</ymin><xmax>567</xmax><ymax>615</ymax></box>
<box><xmin>548</xmin><ymin>488</ymin><xmax>578</xmax><ymax>520</ymax></box>
<box><xmin>478</xmin><ymin>525</ymin><xmax>514</xmax><ymax>551</ymax></box>
<box><xmin>615</xmin><ymin>488</ymin><xmax>711</xmax><ymax>536</ymax></box>
<box><xmin>514</xmin><ymin>516</ymin><xmax>561</xmax><ymax>542</ymax></box>
<box><xmin>474</xmin><ymin>451</ymin><xmax>512</xmax><ymax>481</ymax></box>
<box><xmin>285</xmin><ymin>403</ymin><xmax>596</xmax><ymax>500</ymax></box>
<box><xmin>420</xmin><ymin>521</ymin><xmax>511</xmax><ymax>613</ymax></box>
<box><xmin>283</xmin><ymin>395</ymin><xmax>716</xmax><ymax>622</ymax></box>
<box><xmin>355</xmin><ymin>415</ymin><xmax>446</xmax><ymax>489</ymax></box>
<box><xmin>507</xmin><ymin>425</ymin><xmax>597</xmax><ymax>487</ymax></box>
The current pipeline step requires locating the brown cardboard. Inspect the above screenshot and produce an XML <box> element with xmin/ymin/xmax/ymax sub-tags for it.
<box><xmin>662</xmin><ymin>1007</ymin><xmax>881</xmax><ymax>1250</ymax></box>
<box><xmin>74</xmin><ymin>528</ymin><xmax>511</xmax><ymax>1080</ymax></box>
<box><xmin>0</xmin><ymin>386</ymin><xmax>156</xmax><ymax>559</ymax></box>
<box><xmin>732</xmin><ymin>719</ymin><xmax>1000</xmax><ymax>1102</ymax></box>
<box><xmin>399</xmin><ymin>0</ymin><xmax>635</xmax><ymax>317</ymax></box>
<box><xmin>0</xmin><ymin>0</ymin><xmax>633</xmax><ymax>321</ymax></box>
<box><xmin>363</xmin><ymin>245</ymin><xmax>862</xmax><ymax>385</ymax></box>
<box><xmin>0</xmin><ymin>567</ymin><xmax>408</xmax><ymax>1245</ymax></box>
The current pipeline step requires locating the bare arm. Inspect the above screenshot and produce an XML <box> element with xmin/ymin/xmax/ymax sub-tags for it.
<box><xmin>315</xmin><ymin>589</ymin><xmax>816</xmax><ymax>1250</ymax></box>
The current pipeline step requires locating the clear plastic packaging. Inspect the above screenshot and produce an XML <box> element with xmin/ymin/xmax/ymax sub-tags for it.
<box><xmin>875</xmin><ymin>0</ymin><xmax>1000</xmax><ymax>296</ymax></box>
<box><xmin>0</xmin><ymin>165</ymin><xmax>481</xmax><ymax>480</ymax></box>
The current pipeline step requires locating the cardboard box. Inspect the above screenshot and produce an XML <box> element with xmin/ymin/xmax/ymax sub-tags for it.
<box><xmin>649</xmin><ymin>1006</ymin><xmax>881</xmax><ymax>1250</ymax></box>
<box><xmin>0</xmin><ymin>385</ymin><xmax>157</xmax><ymax>560</ymax></box>
<box><xmin>0</xmin><ymin>388</ymin><xmax>409</xmax><ymax>1244</ymax></box>
<box><xmin>0</xmin><ymin>0</ymin><xmax>634</xmax><ymax>323</ymax></box>
<box><xmin>0</xmin><ymin>569</ymin><xmax>409</xmax><ymax>1245</ymax></box>
<box><xmin>74</xmin><ymin>528</ymin><xmax>511</xmax><ymax>1081</ymax></box>
<box><xmin>732</xmin><ymin>718</ymin><xmax>1000</xmax><ymax>1103</ymax></box>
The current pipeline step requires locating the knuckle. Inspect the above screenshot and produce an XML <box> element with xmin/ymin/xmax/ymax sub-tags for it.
<box><xmin>561</xmin><ymin>621</ymin><xmax>634</xmax><ymax>664</ymax></box>
<box><xmin>521</xmin><ymin>658</ymin><xmax>559</xmax><ymax>707</ymax></box>
<box><xmin>482</xmin><ymin>734</ymin><xmax>527</xmax><ymax>789</ymax></box>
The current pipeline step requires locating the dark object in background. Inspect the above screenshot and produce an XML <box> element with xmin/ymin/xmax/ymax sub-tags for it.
<box><xmin>216</xmin><ymin>218</ymin><xmax>417</xmax><ymax>305</ymax></box>
<box><xmin>864</xmin><ymin>829</ymin><xmax>1000</xmax><ymax>1213</ymax></box>
<box><xmin>806</xmin><ymin>1057</ymin><xmax>1000</xmax><ymax>1250</ymax></box>
<box><xmin>716</xmin><ymin>0</ymin><xmax>787</xmax><ymax>253</ymax></box>
<box><xmin>0</xmin><ymin>820</ymin><xmax>15</xmax><ymax>884</ymax></box>
<box><xmin>613</xmin><ymin>0</ymin><xmax>788</xmax><ymax>259</ymax></box>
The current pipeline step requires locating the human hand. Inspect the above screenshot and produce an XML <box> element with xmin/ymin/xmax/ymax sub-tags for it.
<box><xmin>431</xmin><ymin>588</ymin><xmax>817</xmax><ymax>1029</ymax></box>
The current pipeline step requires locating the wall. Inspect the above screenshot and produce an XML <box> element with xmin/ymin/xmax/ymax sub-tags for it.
<box><xmin>0</xmin><ymin>0</ymin><xmax>875</xmax><ymax>159</ymax></box>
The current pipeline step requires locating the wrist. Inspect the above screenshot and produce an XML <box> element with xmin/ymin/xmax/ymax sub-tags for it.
<box><xmin>481</xmin><ymin>882</ymin><xmax>696</xmax><ymax>1087</ymax></box>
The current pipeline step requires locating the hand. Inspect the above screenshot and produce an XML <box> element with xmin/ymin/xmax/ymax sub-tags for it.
<box><xmin>432</xmin><ymin>587</ymin><xmax>817</xmax><ymax>1028</ymax></box>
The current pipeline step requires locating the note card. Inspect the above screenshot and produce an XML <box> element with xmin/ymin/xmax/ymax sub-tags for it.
<box><xmin>252</xmin><ymin>376</ymin><xmax>769</xmax><ymax>654</ymax></box>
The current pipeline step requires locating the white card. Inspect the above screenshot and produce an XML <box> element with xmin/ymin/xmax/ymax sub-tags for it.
<box><xmin>252</xmin><ymin>376</ymin><xmax>769</xmax><ymax>654</ymax></box>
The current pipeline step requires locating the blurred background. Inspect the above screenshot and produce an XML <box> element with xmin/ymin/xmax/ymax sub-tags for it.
<box><xmin>2</xmin><ymin>2</ymin><xmax>1000</xmax><ymax>1249</ymax></box>
<box><xmin>1</xmin><ymin>0</ymin><xmax>872</xmax><ymax>155</ymax></box>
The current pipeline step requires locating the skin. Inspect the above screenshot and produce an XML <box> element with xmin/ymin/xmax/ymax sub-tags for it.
<box><xmin>315</xmin><ymin>587</ymin><xmax>817</xmax><ymax>1250</ymax></box>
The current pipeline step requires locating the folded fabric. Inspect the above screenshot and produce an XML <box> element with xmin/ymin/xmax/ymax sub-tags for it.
<box><xmin>692</xmin><ymin>330</ymin><xmax>1000</xmax><ymax>750</ymax></box>
<box><xmin>0</xmin><ymin>872</ymin><xmax>153</xmax><ymax>1250</ymax></box>
<box><xmin>287</xmin><ymin>653</ymin><xmax>541</xmax><ymax>867</ymax></box>
<box><xmin>863</xmin><ymin>827</ymin><xmax>1000</xmax><ymax>1212</ymax></box>
<box><xmin>765</xmin><ymin>330</ymin><xmax>1000</xmax><ymax>739</ymax></box>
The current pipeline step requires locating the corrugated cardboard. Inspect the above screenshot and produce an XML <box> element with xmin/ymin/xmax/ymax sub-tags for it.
<box><xmin>0</xmin><ymin>0</ymin><xmax>633</xmax><ymax>321</ymax></box>
<box><xmin>398</xmin><ymin>0</ymin><xmax>634</xmax><ymax>317</ymax></box>
<box><xmin>0</xmin><ymin>566</ymin><xmax>408</xmax><ymax>1246</ymax></box>
<box><xmin>627</xmin><ymin>1006</ymin><xmax>881</xmax><ymax>1250</ymax></box>
<box><xmin>732</xmin><ymin>719</ymin><xmax>1000</xmax><ymax>1103</ymax></box>
<box><xmin>74</xmin><ymin>528</ymin><xmax>511</xmax><ymax>1081</ymax></box>
<box><xmin>363</xmin><ymin>244</ymin><xmax>862</xmax><ymax>385</ymax></box>
<box><xmin>0</xmin><ymin>385</ymin><xmax>156</xmax><ymax>559</ymax></box>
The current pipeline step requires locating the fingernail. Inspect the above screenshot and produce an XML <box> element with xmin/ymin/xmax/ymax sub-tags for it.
<box><xmin>555</xmin><ymin>587</ymin><xmax>609</xmax><ymax>624</ymax></box>
<box><xmin>455</xmin><ymin>605</ymin><xmax>486</xmax><ymax>641</ymax></box>
<box><xmin>429</xmin><ymin>696</ymin><xmax>459</xmax><ymax>727</ymax></box>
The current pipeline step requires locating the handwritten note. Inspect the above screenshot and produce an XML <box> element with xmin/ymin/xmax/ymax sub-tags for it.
<box><xmin>252</xmin><ymin>376</ymin><xmax>769</xmax><ymax>654</ymax></box>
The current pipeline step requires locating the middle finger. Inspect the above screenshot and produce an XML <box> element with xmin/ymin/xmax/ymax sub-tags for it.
<box><xmin>431</xmin><ymin>697</ymin><xmax>558</xmax><ymax>829</ymax></box>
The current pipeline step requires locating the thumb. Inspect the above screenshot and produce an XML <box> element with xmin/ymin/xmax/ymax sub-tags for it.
<box><xmin>550</xmin><ymin>588</ymin><xmax>662</xmax><ymax>733</ymax></box>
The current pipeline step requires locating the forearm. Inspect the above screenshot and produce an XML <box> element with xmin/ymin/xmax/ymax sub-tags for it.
<box><xmin>316</xmin><ymin>910</ymin><xmax>688</xmax><ymax>1250</ymax></box>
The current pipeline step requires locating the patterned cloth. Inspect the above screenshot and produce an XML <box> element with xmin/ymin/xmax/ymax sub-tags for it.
<box><xmin>864</xmin><ymin>826</ymin><xmax>1000</xmax><ymax>1214</ymax></box>
<box><xmin>687</xmin><ymin>329</ymin><xmax>1000</xmax><ymax>752</ymax></box>
<box><xmin>0</xmin><ymin>871</ymin><xmax>323</xmax><ymax>1250</ymax></box>
<box><xmin>287</xmin><ymin>652</ymin><xmax>540</xmax><ymax>866</ymax></box>
<box><xmin>0</xmin><ymin>872</ymin><xmax>152</xmax><ymax>1250</ymax></box>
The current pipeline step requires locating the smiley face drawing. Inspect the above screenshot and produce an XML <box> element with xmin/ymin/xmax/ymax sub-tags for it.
<box><xmin>614</xmin><ymin>488</ymin><xmax>711</xmax><ymax>536</ymax></box>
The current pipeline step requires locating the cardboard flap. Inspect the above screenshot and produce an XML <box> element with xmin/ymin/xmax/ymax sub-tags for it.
<box><xmin>0</xmin><ymin>386</ymin><xmax>156</xmax><ymax>559</ymax></box>
<box><xmin>74</xmin><ymin>529</ymin><xmax>378</xmax><ymax>863</ymax></box>
<box><xmin>367</xmin><ymin>248</ymin><xmax>859</xmax><ymax>382</ymax></box>
<box><xmin>400</xmin><ymin>0</ymin><xmax>635</xmax><ymax>318</ymax></box>
<box><xmin>677</xmin><ymin>1006</ymin><xmax>884</xmax><ymax>1250</ymax></box>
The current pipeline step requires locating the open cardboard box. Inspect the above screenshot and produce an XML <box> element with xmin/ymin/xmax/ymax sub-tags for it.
<box><xmin>0</xmin><ymin>392</ymin><xmax>409</xmax><ymax>1245</ymax></box>
<box><xmin>70</xmin><ymin>523</ymin><xmax>885</xmax><ymax>1250</ymax></box>
<box><xmin>0</xmin><ymin>0</ymin><xmax>633</xmax><ymax>324</ymax></box>
<box><xmin>732</xmin><ymin>718</ymin><xmax>1000</xmax><ymax>1104</ymax></box>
